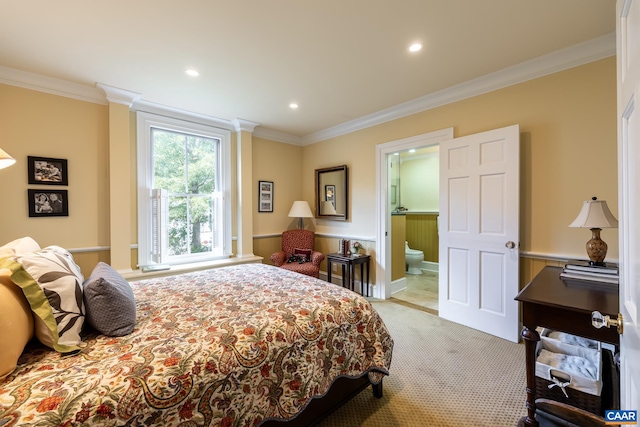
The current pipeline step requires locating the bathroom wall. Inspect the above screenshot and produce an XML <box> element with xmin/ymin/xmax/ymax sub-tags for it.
<box><xmin>406</xmin><ymin>213</ymin><xmax>439</xmax><ymax>263</ymax></box>
<box><xmin>398</xmin><ymin>150</ymin><xmax>439</xmax><ymax>267</ymax></box>
<box><xmin>391</xmin><ymin>213</ymin><xmax>406</xmax><ymax>280</ymax></box>
<box><xmin>400</xmin><ymin>151</ymin><xmax>439</xmax><ymax>211</ymax></box>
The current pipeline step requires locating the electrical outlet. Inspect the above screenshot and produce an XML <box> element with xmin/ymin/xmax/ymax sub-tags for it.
<box><xmin>332</xmin><ymin>264</ymin><xmax>337</xmax><ymax>272</ymax></box>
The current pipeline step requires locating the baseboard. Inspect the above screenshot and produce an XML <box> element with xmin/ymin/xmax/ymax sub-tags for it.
<box><xmin>421</xmin><ymin>261</ymin><xmax>438</xmax><ymax>272</ymax></box>
<box><xmin>390</xmin><ymin>277</ymin><xmax>407</xmax><ymax>294</ymax></box>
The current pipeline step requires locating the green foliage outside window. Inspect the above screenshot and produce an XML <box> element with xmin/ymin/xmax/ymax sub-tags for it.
<box><xmin>152</xmin><ymin>128</ymin><xmax>218</xmax><ymax>257</ymax></box>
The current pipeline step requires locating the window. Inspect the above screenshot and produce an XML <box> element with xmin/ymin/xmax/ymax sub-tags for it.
<box><xmin>137</xmin><ymin>112</ymin><xmax>231</xmax><ymax>267</ymax></box>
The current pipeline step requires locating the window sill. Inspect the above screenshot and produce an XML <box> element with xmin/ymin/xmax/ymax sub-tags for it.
<box><xmin>121</xmin><ymin>255</ymin><xmax>263</xmax><ymax>281</ymax></box>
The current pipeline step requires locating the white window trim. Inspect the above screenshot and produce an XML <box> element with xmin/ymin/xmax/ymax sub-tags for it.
<box><xmin>136</xmin><ymin>111</ymin><xmax>232</xmax><ymax>267</ymax></box>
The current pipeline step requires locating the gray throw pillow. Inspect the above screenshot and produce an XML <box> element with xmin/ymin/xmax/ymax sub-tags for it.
<box><xmin>83</xmin><ymin>262</ymin><xmax>136</xmax><ymax>336</ymax></box>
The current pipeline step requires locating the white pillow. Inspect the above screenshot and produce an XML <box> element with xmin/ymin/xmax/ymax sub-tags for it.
<box><xmin>11</xmin><ymin>246</ymin><xmax>85</xmax><ymax>353</ymax></box>
<box><xmin>0</xmin><ymin>236</ymin><xmax>41</xmax><ymax>259</ymax></box>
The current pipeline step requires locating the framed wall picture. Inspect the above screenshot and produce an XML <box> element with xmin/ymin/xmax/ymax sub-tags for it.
<box><xmin>258</xmin><ymin>180</ymin><xmax>273</xmax><ymax>213</ymax></box>
<box><xmin>28</xmin><ymin>189</ymin><xmax>69</xmax><ymax>217</ymax></box>
<box><xmin>28</xmin><ymin>156</ymin><xmax>68</xmax><ymax>185</ymax></box>
<box><xmin>325</xmin><ymin>184</ymin><xmax>335</xmax><ymax>207</ymax></box>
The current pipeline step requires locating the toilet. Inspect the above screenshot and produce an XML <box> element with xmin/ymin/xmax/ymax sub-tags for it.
<box><xmin>405</xmin><ymin>241</ymin><xmax>424</xmax><ymax>275</ymax></box>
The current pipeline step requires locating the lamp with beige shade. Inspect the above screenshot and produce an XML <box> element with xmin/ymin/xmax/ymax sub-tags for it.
<box><xmin>288</xmin><ymin>201</ymin><xmax>313</xmax><ymax>230</ymax></box>
<box><xmin>569</xmin><ymin>196</ymin><xmax>618</xmax><ymax>266</ymax></box>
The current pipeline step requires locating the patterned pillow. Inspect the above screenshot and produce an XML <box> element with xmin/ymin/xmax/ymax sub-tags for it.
<box><xmin>83</xmin><ymin>262</ymin><xmax>136</xmax><ymax>336</ymax></box>
<box><xmin>294</xmin><ymin>248</ymin><xmax>312</xmax><ymax>262</ymax></box>
<box><xmin>10</xmin><ymin>246</ymin><xmax>85</xmax><ymax>353</ymax></box>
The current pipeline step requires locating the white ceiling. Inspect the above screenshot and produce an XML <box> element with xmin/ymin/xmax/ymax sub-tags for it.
<box><xmin>0</xmin><ymin>1</ymin><xmax>616</xmax><ymax>144</ymax></box>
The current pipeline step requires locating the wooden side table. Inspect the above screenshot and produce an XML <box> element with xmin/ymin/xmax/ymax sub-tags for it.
<box><xmin>515</xmin><ymin>266</ymin><xmax>620</xmax><ymax>427</ymax></box>
<box><xmin>326</xmin><ymin>253</ymin><xmax>371</xmax><ymax>296</ymax></box>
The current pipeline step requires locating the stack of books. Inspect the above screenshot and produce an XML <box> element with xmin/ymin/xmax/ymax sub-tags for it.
<box><xmin>560</xmin><ymin>260</ymin><xmax>619</xmax><ymax>285</ymax></box>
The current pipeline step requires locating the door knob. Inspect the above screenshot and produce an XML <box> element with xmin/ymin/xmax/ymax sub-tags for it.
<box><xmin>591</xmin><ymin>311</ymin><xmax>623</xmax><ymax>335</ymax></box>
<box><xmin>505</xmin><ymin>241</ymin><xmax>516</xmax><ymax>249</ymax></box>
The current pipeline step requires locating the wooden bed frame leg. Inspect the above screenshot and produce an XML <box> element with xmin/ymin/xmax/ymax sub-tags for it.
<box><xmin>372</xmin><ymin>380</ymin><xmax>383</xmax><ymax>398</ymax></box>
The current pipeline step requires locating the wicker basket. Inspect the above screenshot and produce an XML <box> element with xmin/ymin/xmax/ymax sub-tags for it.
<box><xmin>535</xmin><ymin>376</ymin><xmax>602</xmax><ymax>415</ymax></box>
<box><xmin>535</xmin><ymin>348</ymin><xmax>617</xmax><ymax>416</ymax></box>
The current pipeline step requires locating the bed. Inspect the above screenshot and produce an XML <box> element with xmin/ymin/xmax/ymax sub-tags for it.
<box><xmin>0</xmin><ymin>242</ymin><xmax>393</xmax><ymax>427</ymax></box>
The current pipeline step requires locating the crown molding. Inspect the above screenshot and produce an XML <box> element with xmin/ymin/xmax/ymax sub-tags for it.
<box><xmin>132</xmin><ymin>99</ymin><xmax>237</xmax><ymax>131</ymax></box>
<box><xmin>0</xmin><ymin>65</ymin><xmax>106</xmax><ymax>105</ymax></box>
<box><xmin>300</xmin><ymin>33</ymin><xmax>616</xmax><ymax>146</ymax></box>
<box><xmin>0</xmin><ymin>33</ymin><xmax>615</xmax><ymax>146</ymax></box>
<box><xmin>253</xmin><ymin>127</ymin><xmax>302</xmax><ymax>145</ymax></box>
<box><xmin>96</xmin><ymin>83</ymin><xmax>141</xmax><ymax>107</ymax></box>
<box><xmin>232</xmin><ymin>118</ymin><xmax>260</xmax><ymax>133</ymax></box>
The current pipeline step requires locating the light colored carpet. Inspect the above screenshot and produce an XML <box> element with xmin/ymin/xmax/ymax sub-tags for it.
<box><xmin>317</xmin><ymin>300</ymin><xmax>526</xmax><ymax>427</ymax></box>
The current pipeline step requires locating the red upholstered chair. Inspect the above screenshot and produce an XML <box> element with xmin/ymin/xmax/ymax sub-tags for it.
<box><xmin>270</xmin><ymin>229</ymin><xmax>325</xmax><ymax>278</ymax></box>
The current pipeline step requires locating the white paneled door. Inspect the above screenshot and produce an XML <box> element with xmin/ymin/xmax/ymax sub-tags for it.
<box><xmin>439</xmin><ymin>125</ymin><xmax>520</xmax><ymax>343</ymax></box>
<box><xmin>617</xmin><ymin>0</ymin><xmax>640</xmax><ymax>410</ymax></box>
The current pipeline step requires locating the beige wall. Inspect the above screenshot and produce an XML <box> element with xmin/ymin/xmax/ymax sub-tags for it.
<box><xmin>252</xmin><ymin>137</ymin><xmax>304</xmax><ymax>235</ymax></box>
<box><xmin>302</xmin><ymin>57</ymin><xmax>618</xmax><ymax>262</ymax></box>
<box><xmin>251</xmin><ymin>137</ymin><xmax>305</xmax><ymax>265</ymax></box>
<box><xmin>0</xmin><ymin>57</ymin><xmax>618</xmax><ymax>280</ymax></box>
<box><xmin>0</xmin><ymin>84</ymin><xmax>110</xmax><ymax>249</ymax></box>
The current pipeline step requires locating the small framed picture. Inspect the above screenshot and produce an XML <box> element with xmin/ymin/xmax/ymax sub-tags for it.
<box><xmin>258</xmin><ymin>180</ymin><xmax>273</xmax><ymax>213</ymax></box>
<box><xmin>28</xmin><ymin>156</ymin><xmax>68</xmax><ymax>186</ymax></box>
<box><xmin>28</xmin><ymin>189</ymin><xmax>69</xmax><ymax>217</ymax></box>
<box><xmin>325</xmin><ymin>184</ymin><xmax>335</xmax><ymax>207</ymax></box>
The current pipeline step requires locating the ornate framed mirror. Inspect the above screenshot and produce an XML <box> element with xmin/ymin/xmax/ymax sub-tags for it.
<box><xmin>315</xmin><ymin>165</ymin><xmax>348</xmax><ymax>221</ymax></box>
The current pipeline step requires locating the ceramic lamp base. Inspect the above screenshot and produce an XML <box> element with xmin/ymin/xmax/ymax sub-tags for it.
<box><xmin>586</xmin><ymin>228</ymin><xmax>607</xmax><ymax>266</ymax></box>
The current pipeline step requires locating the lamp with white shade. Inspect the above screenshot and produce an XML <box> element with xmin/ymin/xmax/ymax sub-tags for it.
<box><xmin>320</xmin><ymin>201</ymin><xmax>337</xmax><ymax>215</ymax></box>
<box><xmin>288</xmin><ymin>201</ymin><xmax>313</xmax><ymax>229</ymax></box>
<box><xmin>0</xmin><ymin>148</ymin><xmax>16</xmax><ymax>170</ymax></box>
<box><xmin>569</xmin><ymin>196</ymin><xmax>618</xmax><ymax>266</ymax></box>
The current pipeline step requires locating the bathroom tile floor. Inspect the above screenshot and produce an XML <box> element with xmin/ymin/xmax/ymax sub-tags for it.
<box><xmin>390</xmin><ymin>269</ymin><xmax>439</xmax><ymax>314</ymax></box>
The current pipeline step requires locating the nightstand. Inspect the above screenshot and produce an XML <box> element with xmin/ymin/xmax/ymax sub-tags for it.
<box><xmin>515</xmin><ymin>266</ymin><xmax>620</xmax><ymax>426</ymax></box>
<box><xmin>326</xmin><ymin>253</ymin><xmax>371</xmax><ymax>296</ymax></box>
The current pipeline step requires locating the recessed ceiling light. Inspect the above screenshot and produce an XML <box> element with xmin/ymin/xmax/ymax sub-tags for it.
<box><xmin>289</xmin><ymin>103</ymin><xmax>299</xmax><ymax>109</ymax></box>
<box><xmin>185</xmin><ymin>69</ymin><xmax>200</xmax><ymax>77</ymax></box>
<box><xmin>409</xmin><ymin>149</ymin><xmax>416</xmax><ymax>153</ymax></box>
<box><xmin>408</xmin><ymin>43</ymin><xmax>422</xmax><ymax>53</ymax></box>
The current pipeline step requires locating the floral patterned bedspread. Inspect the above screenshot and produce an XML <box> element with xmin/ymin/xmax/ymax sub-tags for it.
<box><xmin>0</xmin><ymin>263</ymin><xmax>393</xmax><ymax>426</ymax></box>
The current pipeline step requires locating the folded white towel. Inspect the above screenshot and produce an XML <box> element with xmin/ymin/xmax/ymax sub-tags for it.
<box><xmin>547</xmin><ymin>331</ymin><xmax>599</xmax><ymax>349</ymax></box>
<box><xmin>537</xmin><ymin>349</ymin><xmax>598</xmax><ymax>380</ymax></box>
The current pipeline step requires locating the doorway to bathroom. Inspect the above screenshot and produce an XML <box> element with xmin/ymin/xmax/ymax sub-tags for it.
<box><xmin>373</xmin><ymin>128</ymin><xmax>453</xmax><ymax>308</ymax></box>
<box><xmin>376</xmin><ymin>125</ymin><xmax>521</xmax><ymax>342</ymax></box>
<box><xmin>387</xmin><ymin>146</ymin><xmax>440</xmax><ymax>313</ymax></box>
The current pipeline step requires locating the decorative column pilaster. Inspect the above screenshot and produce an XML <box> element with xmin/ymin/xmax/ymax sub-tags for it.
<box><xmin>96</xmin><ymin>83</ymin><xmax>141</xmax><ymax>272</ymax></box>
<box><xmin>232</xmin><ymin>119</ymin><xmax>259</xmax><ymax>258</ymax></box>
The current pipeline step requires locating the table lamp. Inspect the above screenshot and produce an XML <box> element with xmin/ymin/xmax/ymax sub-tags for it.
<box><xmin>0</xmin><ymin>148</ymin><xmax>16</xmax><ymax>169</ymax></box>
<box><xmin>288</xmin><ymin>201</ymin><xmax>313</xmax><ymax>229</ymax></box>
<box><xmin>320</xmin><ymin>201</ymin><xmax>337</xmax><ymax>215</ymax></box>
<box><xmin>569</xmin><ymin>197</ymin><xmax>618</xmax><ymax>266</ymax></box>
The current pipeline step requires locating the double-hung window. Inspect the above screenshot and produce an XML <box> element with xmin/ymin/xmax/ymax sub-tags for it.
<box><xmin>137</xmin><ymin>112</ymin><xmax>231</xmax><ymax>267</ymax></box>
